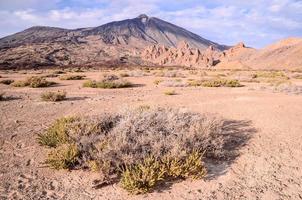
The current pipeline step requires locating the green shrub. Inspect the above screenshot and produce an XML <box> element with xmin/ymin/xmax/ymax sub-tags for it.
<box><xmin>202</xmin><ymin>79</ymin><xmax>242</xmax><ymax>87</ymax></box>
<box><xmin>12</xmin><ymin>76</ymin><xmax>55</xmax><ymax>88</ymax></box>
<box><xmin>41</xmin><ymin>91</ymin><xmax>67</xmax><ymax>102</ymax></box>
<box><xmin>252</xmin><ymin>71</ymin><xmax>288</xmax><ymax>79</ymax></box>
<box><xmin>121</xmin><ymin>156</ymin><xmax>165</xmax><ymax>194</ymax></box>
<box><xmin>37</xmin><ymin>117</ymin><xmax>77</xmax><ymax>147</ymax></box>
<box><xmin>83</xmin><ymin>79</ymin><xmax>132</xmax><ymax>89</ymax></box>
<box><xmin>45</xmin><ymin>143</ymin><xmax>79</xmax><ymax>170</ymax></box>
<box><xmin>59</xmin><ymin>75</ymin><xmax>85</xmax><ymax>80</ymax></box>
<box><xmin>121</xmin><ymin>151</ymin><xmax>206</xmax><ymax>194</ymax></box>
<box><xmin>0</xmin><ymin>79</ymin><xmax>14</xmax><ymax>85</ymax></box>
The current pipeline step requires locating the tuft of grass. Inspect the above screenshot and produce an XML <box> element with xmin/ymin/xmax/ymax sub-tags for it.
<box><xmin>59</xmin><ymin>75</ymin><xmax>85</xmax><ymax>80</ymax></box>
<box><xmin>45</xmin><ymin>143</ymin><xmax>79</xmax><ymax>170</ymax></box>
<box><xmin>12</xmin><ymin>76</ymin><xmax>56</xmax><ymax>88</ymax></box>
<box><xmin>0</xmin><ymin>79</ymin><xmax>14</xmax><ymax>85</ymax></box>
<box><xmin>41</xmin><ymin>91</ymin><xmax>67</xmax><ymax>102</ymax></box>
<box><xmin>164</xmin><ymin>90</ymin><xmax>177</xmax><ymax>95</ymax></box>
<box><xmin>252</xmin><ymin>71</ymin><xmax>288</xmax><ymax>79</ymax></box>
<box><xmin>83</xmin><ymin>79</ymin><xmax>132</xmax><ymax>89</ymax></box>
<box><xmin>202</xmin><ymin>79</ymin><xmax>242</xmax><ymax>87</ymax></box>
<box><xmin>187</xmin><ymin>79</ymin><xmax>203</xmax><ymax>87</ymax></box>
<box><xmin>153</xmin><ymin>79</ymin><xmax>163</xmax><ymax>85</ymax></box>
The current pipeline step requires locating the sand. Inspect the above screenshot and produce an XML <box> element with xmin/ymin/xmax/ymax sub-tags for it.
<box><xmin>0</xmin><ymin>69</ymin><xmax>302</xmax><ymax>199</ymax></box>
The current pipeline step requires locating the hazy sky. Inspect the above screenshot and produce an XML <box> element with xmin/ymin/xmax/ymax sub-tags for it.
<box><xmin>0</xmin><ymin>0</ymin><xmax>301</xmax><ymax>48</ymax></box>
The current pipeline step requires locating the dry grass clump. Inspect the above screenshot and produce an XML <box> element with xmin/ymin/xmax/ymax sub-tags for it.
<box><xmin>154</xmin><ymin>70</ymin><xmax>186</xmax><ymax>78</ymax></box>
<box><xmin>41</xmin><ymin>91</ymin><xmax>67</xmax><ymax>102</ymax></box>
<box><xmin>164</xmin><ymin>90</ymin><xmax>177</xmax><ymax>95</ymax></box>
<box><xmin>83</xmin><ymin>75</ymin><xmax>132</xmax><ymax>89</ymax></box>
<box><xmin>292</xmin><ymin>74</ymin><xmax>302</xmax><ymax>79</ymax></box>
<box><xmin>202</xmin><ymin>79</ymin><xmax>242</xmax><ymax>87</ymax></box>
<box><xmin>12</xmin><ymin>76</ymin><xmax>56</xmax><ymax>88</ymax></box>
<box><xmin>252</xmin><ymin>71</ymin><xmax>288</xmax><ymax>79</ymax></box>
<box><xmin>59</xmin><ymin>74</ymin><xmax>85</xmax><ymax>80</ymax></box>
<box><xmin>120</xmin><ymin>70</ymin><xmax>148</xmax><ymax>77</ymax></box>
<box><xmin>38</xmin><ymin>107</ymin><xmax>229</xmax><ymax>194</ymax></box>
<box><xmin>0</xmin><ymin>79</ymin><xmax>14</xmax><ymax>85</ymax></box>
<box><xmin>160</xmin><ymin>79</ymin><xmax>188</xmax><ymax>87</ymax></box>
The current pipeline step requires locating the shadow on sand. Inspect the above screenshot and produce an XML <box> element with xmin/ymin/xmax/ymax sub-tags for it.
<box><xmin>154</xmin><ymin>119</ymin><xmax>256</xmax><ymax>193</ymax></box>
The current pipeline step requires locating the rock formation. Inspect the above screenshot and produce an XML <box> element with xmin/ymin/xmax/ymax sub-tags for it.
<box><xmin>141</xmin><ymin>41</ymin><xmax>221</xmax><ymax>68</ymax></box>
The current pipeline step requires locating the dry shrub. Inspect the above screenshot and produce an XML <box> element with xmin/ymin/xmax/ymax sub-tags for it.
<box><xmin>154</xmin><ymin>70</ymin><xmax>186</xmax><ymax>78</ymax></box>
<box><xmin>12</xmin><ymin>76</ymin><xmax>55</xmax><ymax>88</ymax></box>
<box><xmin>59</xmin><ymin>74</ymin><xmax>85</xmax><ymax>80</ymax></box>
<box><xmin>160</xmin><ymin>79</ymin><xmax>188</xmax><ymax>87</ymax></box>
<box><xmin>38</xmin><ymin>107</ymin><xmax>231</xmax><ymax>193</ymax></box>
<box><xmin>202</xmin><ymin>79</ymin><xmax>242</xmax><ymax>87</ymax></box>
<box><xmin>0</xmin><ymin>79</ymin><xmax>14</xmax><ymax>85</ymax></box>
<box><xmin>164</xmin><ymin>90</ymin><xmax>176</xmax><ymax>95</ymax></box>
<box><xmin>252</xmin><ymin>71</ymin><xmax>287</xmax><ymax>79</ymax></box>
<box><xmin>45</xmin><ymin>143</ymin><xmax>79</xmax><ymax>170</ymax></box>
<box><xmin>83</xmin><ymin>75</ymin><xmax>132</xmax><ymax>89</ymax></box>
<box><xmin>41</xmin><ymin>91</ymin><xmax>67</xmax><ymax>102</ymax></box>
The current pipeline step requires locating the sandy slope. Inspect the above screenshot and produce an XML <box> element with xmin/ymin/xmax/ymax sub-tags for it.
<box><xmin>0</xmin><ymin>71</ymin><xmax>302</xmax><ymax>199</ymax></box>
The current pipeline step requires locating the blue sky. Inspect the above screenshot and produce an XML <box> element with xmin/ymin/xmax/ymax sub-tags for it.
<box><xmin>0</xmin><ymin>0</ymin><xmax>301</xmax><ymax>48</ymax></box>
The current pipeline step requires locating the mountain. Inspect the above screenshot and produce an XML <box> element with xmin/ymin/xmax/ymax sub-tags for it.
<box><xmin>217</xmin><ymin>38</ymin><xmax>302</xmax><ymax>70</ymax></box>
<box><xmin>0</xmin><ymin>14</ymin><xmax>227</xmax><ymax>69</ymax></box>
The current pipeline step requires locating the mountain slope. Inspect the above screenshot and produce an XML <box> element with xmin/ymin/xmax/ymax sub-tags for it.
<box><xmin>0</xmin><ymin>14</ymin><xmax>227</xmax><ymax>69</ymax></box>
<box><xmin>217</xmin><ymin>38</ymin><xmax>302</xmax><ymax>70</ymax></box>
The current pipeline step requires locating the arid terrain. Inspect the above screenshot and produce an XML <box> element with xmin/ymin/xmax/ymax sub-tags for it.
<box><xmin>1</xmin><ymin>68</ymin><xmax>302</xmax><ymax>199</ymax></box>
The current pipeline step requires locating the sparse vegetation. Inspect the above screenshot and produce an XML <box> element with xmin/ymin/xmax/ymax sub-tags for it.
<box><xmin>12</xmin><ymin>76</ymin><xmax>56</xmax><ymax>88</ymax></box>
<box><xmin>45</xmin><ymin>143</ymin><xmax>79</xmax><ymax>170</ymax></box>
<box><xmin>154</xmin><ymin>70</ymin><xmax>186</xmax><ymax>78</ymax></box>
<box><xmin>60</xmin><ymin>75</ymin><xmax>85</xmax><ymax>80</ymax></box>
<box><xmin>41</xmin><ymin>91</ymin><xmax>67</xmax><ymax>102</ymax></box>
<box><xmin>0</xmin><ymin>79</ymin><xmax>14</xmax><ymax>85</ymax></box>
<box><xmin>202</xmin><ymin>79</ymin><xmax>242</xmax><ymax>87</ymax></box>
<box><xmin>153</xmin><ymin>79</ymin><xmax>163</xmax><ymax>85</ymax></box>
<box><xmin>164</xmin><ymin>90</ymin><xmax>177</xmax><ymax>95</ymax></box>
<box><xmin>252</xmin><ymin>71</ymin><xmax>288</xmax><ymax>79</ymax></box>
<box><xmin>83</xmin><ymin>75</ymin><xmax>132</xmax><ymax>89</ymax></box>
<box><xmin>38</xmin><ymin>107</ymin><xmax>228</xmax><ymax>194</ymax></box>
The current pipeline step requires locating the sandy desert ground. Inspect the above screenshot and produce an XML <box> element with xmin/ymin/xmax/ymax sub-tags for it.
<box><xmin>1</xmin><ymin>68</ymin><xmax>302</xmax><ymax>200</ymax></box>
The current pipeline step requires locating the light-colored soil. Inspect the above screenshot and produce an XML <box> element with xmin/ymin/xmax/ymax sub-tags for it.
<box><xmin>0</xmin><ymin>69</ymin><xmax>302</xmax><ymax>200</ymax></box>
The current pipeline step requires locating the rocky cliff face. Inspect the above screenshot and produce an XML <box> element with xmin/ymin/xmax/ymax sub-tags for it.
<box><xmin>141</xmin><ymin>41</ymin><xmax>222</xmax><ymax>68</ymax></box>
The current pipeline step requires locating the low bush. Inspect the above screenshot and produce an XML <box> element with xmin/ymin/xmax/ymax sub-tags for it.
<box><xmin>12</xmin><ymin>76</ymin><xmax>56</xmax><ymax>88</ymax></box>
<box><xmin>83</xmin><ymin>79</ymin><xmax>132</xmax><ymax>89</ymax></box>
<box><xmin>59</xmin><ymin>75</ymin><xmax>85</xmax><ymax>80</ymax></box>
<box><xmin>0</xmin><ymin>79</ymin><xmax>14</xmax><ymax>85</ymax></box>
<box><xmin>38</xmin><ymin>107</ymin><xmax>228</xmax><ymax>194</ymax></box>
<box><xmin>164</xmin><ymin>90</ymin><xmax>176</xmax><ymax>95</ymax></box>
<box><xmin>41</xmin><ymin>91</ymin><xmax>67</xmax><ymax>102</ymax></box>
<box><xmin>45</xmin><ymin>143</ymin><xmax>79</xmax><ymax>170</ymax></box>
<box><xmin>202</xmin><ymin>79</ymin><xmax>242</xmax><ymax>87</ymax></box>
<box><xmin>252</xmin><ymin>71</ymin><xmax>288</xmax><ymax>79</ymax></box>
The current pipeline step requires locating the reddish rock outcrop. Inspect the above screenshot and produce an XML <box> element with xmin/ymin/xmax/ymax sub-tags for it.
<box><xmin>141</xmin><ymin>41</ymin><xmax>221</xmax><ymax>68</ymax></box>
